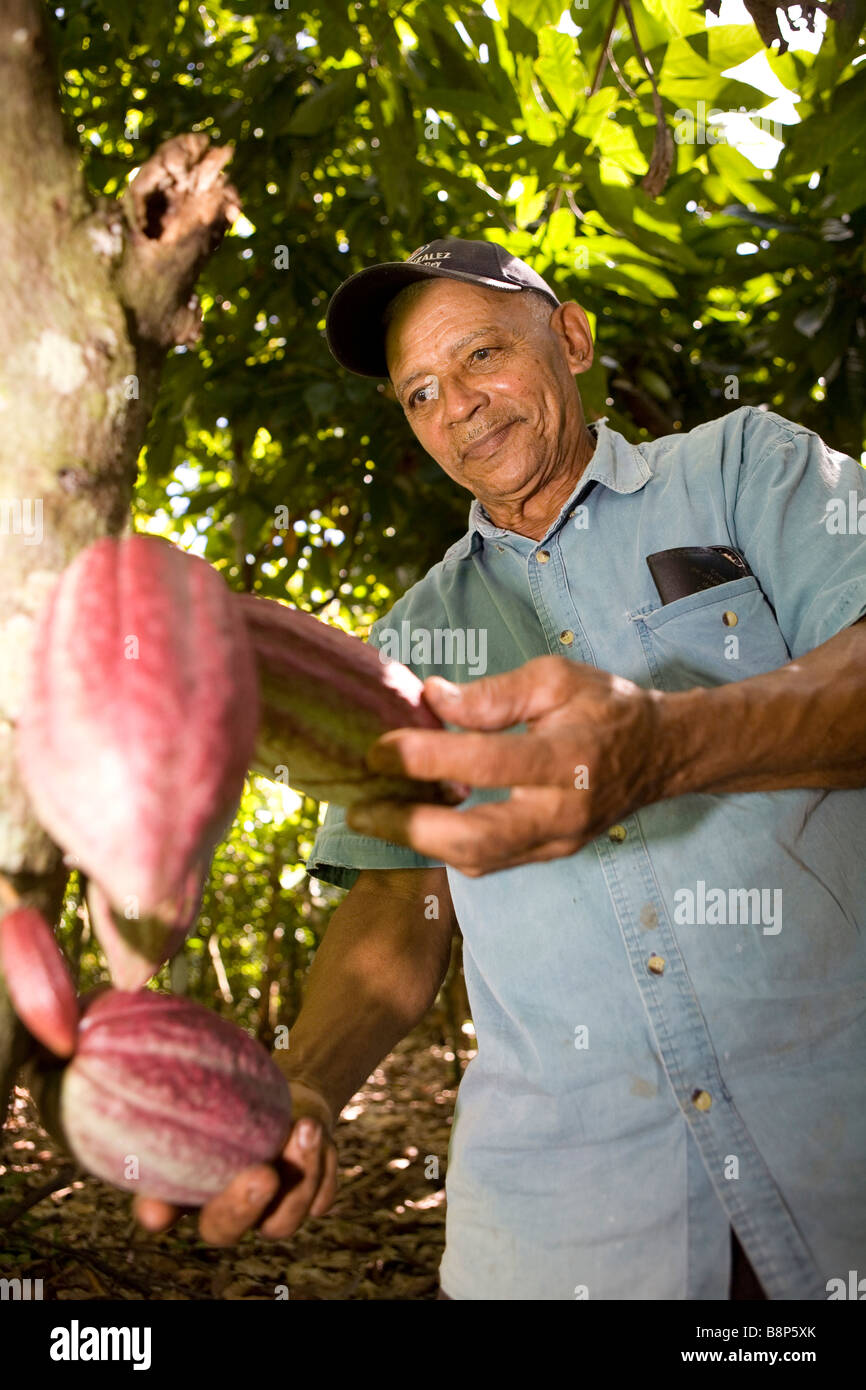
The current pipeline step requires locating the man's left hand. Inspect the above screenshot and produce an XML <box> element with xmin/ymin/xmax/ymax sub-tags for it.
<box><xmin>345</xmin><ymin>656</ymin><xmax>677</xmax><ymax>876</ymax></box>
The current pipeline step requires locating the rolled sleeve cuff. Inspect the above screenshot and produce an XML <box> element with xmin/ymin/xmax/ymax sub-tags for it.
<box><xmin>305</xmin><ymin>822</ymin><xmax>444</xmax><ymax>891</ymax></box>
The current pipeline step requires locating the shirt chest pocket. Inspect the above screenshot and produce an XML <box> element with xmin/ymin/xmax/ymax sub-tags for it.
<box><xmin>628</xmin><ymin>575</ymin><xmax>792</xmax><ymax>693</ymax></box>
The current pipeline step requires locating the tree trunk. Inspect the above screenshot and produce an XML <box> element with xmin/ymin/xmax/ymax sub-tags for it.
<box><xmin>0</xmin><ymin>0</ymin><xmax>240</xmax><ymax>1121</ymax></box>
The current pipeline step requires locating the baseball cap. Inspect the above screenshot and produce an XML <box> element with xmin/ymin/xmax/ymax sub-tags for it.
<box><xmin>325</xmin><ymin>237</ymin><xmax>561</xmax><ymax>378</ymax></box>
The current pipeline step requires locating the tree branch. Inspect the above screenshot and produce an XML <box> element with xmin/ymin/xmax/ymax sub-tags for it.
<box><xmin>117</xmin><ymin>134</ymin><xmax>241</xmax><ymax>351</ymax></box>
<box><xmin>619</xmin><ymin>0</ymin><xmax>675</xmax><ymax>197</ymax></box>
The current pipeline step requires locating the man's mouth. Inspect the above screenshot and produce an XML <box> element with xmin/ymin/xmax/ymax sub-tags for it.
<box><xmin>461</xmin><ymin>419</ymin><xmax>520</xmax><ymax>462</ymax></box>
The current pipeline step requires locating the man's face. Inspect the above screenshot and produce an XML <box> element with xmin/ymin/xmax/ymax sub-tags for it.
<box><xmin>384</xmin><ymin>279</ymin><xmax>593</xmax><ymax>502</ymax></box>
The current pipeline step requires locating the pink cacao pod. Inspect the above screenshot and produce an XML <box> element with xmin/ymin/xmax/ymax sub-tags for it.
<box><xmin>0</xmin><ymin>906</ymin><xmax>79</xmax><ymax>1058</ymax></box>
<box><xmin>85</xmin><ymin>866</ymin><xmax>205</xmax><ymax>991</ymax></box>
<box><xmin>59</xmin><ymin>989</ymin><xmax>293</xmax><ymax>1206</ymax></box>
<box><xmin>16</xmin><ymin>535</ymin><xmax>260</xmax><ymax>940</ymax></box>
<box><xmin>237</xmin><ymin>592</ymin><xmax>467</xmax><ymax>806</ymax></box>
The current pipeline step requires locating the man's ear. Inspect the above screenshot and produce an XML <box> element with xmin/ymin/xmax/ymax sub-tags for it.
<box><xmin>552</xmin><ymin>301</ymin><xmax>594</xmax><ymax>377</ymax></box>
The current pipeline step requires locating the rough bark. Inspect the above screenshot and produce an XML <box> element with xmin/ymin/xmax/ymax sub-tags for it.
<box><xmin>0</xmin><ymin>0</ymin><xmax>240</xmax><ymax>1119</ymax></box>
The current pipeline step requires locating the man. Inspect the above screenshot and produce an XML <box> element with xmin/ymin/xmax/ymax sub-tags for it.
<box><xmin>137</xmin><ymin>238</ymin><xmax>866</xmax><ymax>1301</ymax></box>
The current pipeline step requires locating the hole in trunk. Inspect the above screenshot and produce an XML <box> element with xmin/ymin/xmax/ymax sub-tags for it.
<box><xmin>143</xmin><ymin>190</ymin><xmax>169</xmax><ymax>239</ymax></box>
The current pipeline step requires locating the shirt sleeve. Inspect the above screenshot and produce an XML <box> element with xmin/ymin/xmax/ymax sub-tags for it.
<box><xmin>304</xmin><ymin>610</ymin><xmax>445</xmax><ymax>890</ymax></box>
<box><xmin>733</xmin><ymin>409</ymin><xmax>866</xmax><ymax>660</ymax></box>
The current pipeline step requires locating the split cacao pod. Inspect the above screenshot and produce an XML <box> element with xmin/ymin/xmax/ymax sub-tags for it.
<box><xmin>17</xmin><ymin>535</ymin><xmax>260</xmax><ymax>941</ymax></box>
<box><xmin>237</xmin><ymin>592</ymin><xmax>466</xmax><ymax>806</ymax></box>
<box><xmin>0</xmin><ymin>906</ymin><xmax>79</xmax><ymax>1058</ymax></box>
<box><xmin>59</xmin><ymin>989</ymin><xmax>293</xmax><ymax>1206</ymax></box>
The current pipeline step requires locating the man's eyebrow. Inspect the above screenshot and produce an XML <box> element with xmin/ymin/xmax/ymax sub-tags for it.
<box><xmin>395</xmin><ymin>325</ymin><xmax>506</xmax><ymax>399</ymax></box>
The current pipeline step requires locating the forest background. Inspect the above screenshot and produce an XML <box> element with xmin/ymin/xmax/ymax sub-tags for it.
<box><xmin>1</xmin><ymin>0</ymin><xmax>864</xmax><ymax>1299</ymax></box>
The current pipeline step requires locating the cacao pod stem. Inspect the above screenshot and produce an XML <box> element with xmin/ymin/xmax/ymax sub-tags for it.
<box><xmin>85</xmin><ymin>863</ymin><xmax>205</xmax><ymax>991</ymax></box>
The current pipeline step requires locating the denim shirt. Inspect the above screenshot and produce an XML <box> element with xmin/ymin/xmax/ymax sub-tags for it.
<box><xmin>307</xmin><ymin>406</ymin><xmax>866</xmax><ymax>1300</ymax></box>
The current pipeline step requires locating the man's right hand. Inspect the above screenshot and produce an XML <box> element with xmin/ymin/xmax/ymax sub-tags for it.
<box><xmin>132</xmin><ymin>1079</ymin><xmax>338</xmax><ymax>1245</ymax></box>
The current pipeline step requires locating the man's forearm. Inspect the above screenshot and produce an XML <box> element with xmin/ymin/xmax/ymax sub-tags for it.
<box><xmin>275</xmin><ymin>870</ymin><xmax>454</xmax><ymax>1123</ymax></box>
<box><xmin>657</xmin><ymin>616</ymin><xmax>866</xmax><ymax>797</ymax></box>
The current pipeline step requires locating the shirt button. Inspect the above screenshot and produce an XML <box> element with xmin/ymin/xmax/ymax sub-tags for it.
<box><xmin>536</xmin><ymin>549</ymin><xmax>551</xmax><ymax>564</ymax></box>
<box><xmin>691</xmin><ymin>1089</ymin><xmax>712</xmax><ymax>1112</ymax></box>
<box><xmin>647</xmin><ymin>954</ymin><xmax>665</xmax><ymax>975</ymax></box>
<box><xmin>608</xmin><ymin>824</ymin><xmax>627</xmax><ymax>843</ymax></box>
<box><xmin>640</xmin><ymin>903</ymin><xmax>658</xmax><ymax>929</ymax></box>
<box><xmin>559</xmin><ymin>629</ymin><xmax>574</xmax><ymax>646</ymax></box>
<box><xmin>722</xmin><ymin>610</ymin><xmax>738</xmax><ymax>626</ymax></box>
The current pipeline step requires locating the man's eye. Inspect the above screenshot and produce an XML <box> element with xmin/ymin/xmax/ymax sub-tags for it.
<box><xmin>408</xmin><ymin>382</ymin><xmax>435</xmax><ymax>408</ymax></box>
<box><xmin>471</xmin><ymin>346</ymin><xmax>495</xmax><ymax>362</ymax></box>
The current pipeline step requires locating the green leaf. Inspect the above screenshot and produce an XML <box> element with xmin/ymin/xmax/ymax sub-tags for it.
<box><xmin>706</xmin><ymin>144</ymin><xmax>779</xmax><ymax>213</ymax></box>
<box><xmin>659</xmin><ymin>37</ymin><xmax>768</xmax><ymax>107</ymax></box>
<box><xmin>285</xmin><ymin>68</ymin><xmax>360</xmax><ymax>137</ymax></box>
<box><xmin>535</xmin><ymin>28</ymin><xmax>587</xmax><ymax>121</ymax></box>
<box><xmin>515</xmin><ymin>52</ymin><xmax>560</xmax><ymax>142</ymax></box>
<box><xmin>514</xmin><ymin>175</ymin><xmax>548</xmax><ymax>228</ymax></box>
<box><xmin>367</xmin><ymin>68</ymin><xmax>422</xmax><ymax>228</ymax></box>
<box><xmin>508</xmin><ymin>0</ymin><xmax>564</xmax><ymax>29</ymax></box>
<box><xmin>422</xmin><ymin>86</ymin><xmax>516</xmax><ymax>128</ymax></box>
<box><xmin>641</xmin><ymin>0</ymin><xmax>706</xmax><ymax>36</ymax></box>
<box><xmin>575</xmin><ymin>88</ymin><xmax>618</xmax><ymax>145</ymax></box>
<box><xmin>706</xmin><ymin>23</ymin><xmax>764</xmax><ymax>71</ymax></box>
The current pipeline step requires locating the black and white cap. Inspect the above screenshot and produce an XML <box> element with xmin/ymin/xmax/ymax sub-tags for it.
<box><xmin>325</xmin><ymin>236</ymin><xmax>561</xmax><ymax>378</ymax></box>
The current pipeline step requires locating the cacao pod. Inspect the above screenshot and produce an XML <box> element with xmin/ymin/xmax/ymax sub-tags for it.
<box><xmin>59</xmin><ymin>989</ymin><xmax>292</xmax><ymax>1206</ymax></box>
<box><xmin>16</xmin><ymin>535</ymin><xmax>260</xmax><ymax>942</ymax></box>
<box><xmin>0</xmin><ymin>906</ymin><xmax>79</xmax><ymax>1058</ymax></box>
<box><xmin>85</xmin><ymin>867</ymin><xmax>204</xmax><ymax>992</ymax></box>
<box><xmin>237</xmin><ymin>592</ymin><xmax>465</xmax><ymax>806</ymax></box>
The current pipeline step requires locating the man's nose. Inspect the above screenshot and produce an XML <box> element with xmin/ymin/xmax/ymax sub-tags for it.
<box><xmin>440</xmin><ymin>375</ymin><xmax>488</xmax><ymax>423</ymax></box>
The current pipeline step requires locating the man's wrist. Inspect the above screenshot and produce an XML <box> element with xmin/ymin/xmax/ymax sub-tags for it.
<box><xmin>644</xmin><ymin>620</ymin><xmax>866</xmax><ymax>802</ymax></box>
<box><xmin>649</xmin><ymin>673</ymin><xmax>823</xmax><ymax>800</ymax></box>
<box><xmin>272</xmin><ymin>1062</ymin><xmax>338</xmax><ymax>1132</ymax></box>
<box><xmin>649</xmin><ymin>682</ymin><xmax>748</xmax><ymax>801</ymax></box>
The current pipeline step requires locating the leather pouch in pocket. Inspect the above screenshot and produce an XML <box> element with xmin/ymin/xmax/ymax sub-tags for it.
<box><xmin>646</xmin><ymin>545</ymin><xmax>753</xmax><ymax>606</ymax></box>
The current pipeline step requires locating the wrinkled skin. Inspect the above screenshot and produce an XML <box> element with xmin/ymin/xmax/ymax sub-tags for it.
<box><xmin>348</xmin><ymin>660</ymin><xmax>672</xmax><ymax>876</ymax></box>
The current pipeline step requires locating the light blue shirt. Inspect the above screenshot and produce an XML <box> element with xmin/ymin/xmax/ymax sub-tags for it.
<box><xmin>307</xmin><ymin>406</ymin><xmax>866</xmax><ymax>1300</ymax></box>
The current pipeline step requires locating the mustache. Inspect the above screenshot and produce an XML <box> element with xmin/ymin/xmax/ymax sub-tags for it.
<box><xmin>459</xmin><ymin>417</ymin><xmax>519</xmax><ymax>455</ymax></box>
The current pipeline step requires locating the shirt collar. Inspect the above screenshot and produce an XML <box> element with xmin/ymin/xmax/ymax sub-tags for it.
<box><xmin>443</xmin><ymin>418</ymin><xmax>653</xmax><ymax>561</ymax></box>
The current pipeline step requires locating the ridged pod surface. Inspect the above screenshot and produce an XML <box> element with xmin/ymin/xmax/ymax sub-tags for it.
<box><xmin>0</xmin><ymin>906</ymin><xmax>79</xmax><ymax>1058</ymax></box>
<box><xmin>238</xmin><ymin>592</ymin><xmax>465</xmax><ymax>806</ymax></box>
<box><xmin>60</xmin><ymin>990</ymin><xmax>293</xmax><ymax>1206</ymax></box>
<box><xmin>17</xmin><ymin>536</ymin><xmax>260</xmax><ymax>927</ymax></box>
